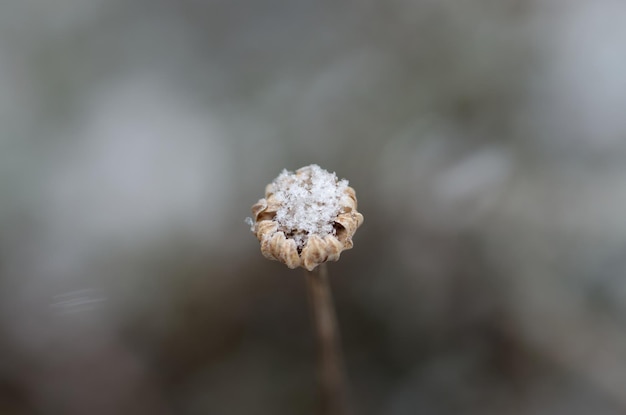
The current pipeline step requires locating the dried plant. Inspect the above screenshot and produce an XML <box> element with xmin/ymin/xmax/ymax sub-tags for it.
<box><xmin>247</xmin><ymin>164</ymin><xmax>363</xmax><ymax>415</ymax></box>
<box><xmin>247</xmin><ymin>164</ymin><xmax>363</xmax><ymax>271</ymax></box>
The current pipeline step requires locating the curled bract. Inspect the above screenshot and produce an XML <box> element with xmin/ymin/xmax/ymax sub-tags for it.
<box><xmin>248</xmin><ymin>164</ymin><xmax>363</xmax><ymax>271</ymax></box>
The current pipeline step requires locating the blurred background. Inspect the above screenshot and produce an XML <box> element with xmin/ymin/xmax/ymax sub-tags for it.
<box><xmin>2</xmin><ymin>0</ymin><xmax>626</xmax><ymax>414</ymax></box>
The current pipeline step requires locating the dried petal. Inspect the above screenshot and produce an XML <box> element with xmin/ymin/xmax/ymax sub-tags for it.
<box><xmin>323</xmin><ymin>235</ymin><xmax>343</xmax><ymax>263</ymax></box>
<box><xmin>301</xmin><ymin>234</ymin><xmax>327</xmax><ymax>271</ymax></box>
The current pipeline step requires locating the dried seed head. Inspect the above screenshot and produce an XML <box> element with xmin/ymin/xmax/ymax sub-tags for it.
<box><xmin>247</xmin><ymin>164</ymin><xmax>363</xmax><ymax>271</ymax></box>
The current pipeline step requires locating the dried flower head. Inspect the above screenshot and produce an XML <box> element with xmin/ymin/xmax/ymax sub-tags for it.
<box><xmin>247</xmin><ymin>164</ymin><xmax>363</xmax><ymax>271</ymax></box>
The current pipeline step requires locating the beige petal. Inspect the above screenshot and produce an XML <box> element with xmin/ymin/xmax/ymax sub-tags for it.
<box><xmin>342</xmin><ymin>236</ymin><xmax>354</xmax><ymax>250</ymax></box>
<box><xmin>354</xmin><ymin>212</ymin><xmax>364</xmax><ymax>227</ymax></box>
<box><xmin>252</xmin><ymin>199</ymin><xmax>268</xmax><ymax>220</ymax></box>
<box><xmin>323</xmin><ymin>235</ymin><xmax>343</xmax><ymax>262</ymax></box>
<box><xmin>335</xmin><ymin>213</ymin><xmax>358</xmax><ymax>236</ymax></box>
<box><xmin>342</xmin><ymin>187</ymin><xmax>358</xmax><ymax>209</ymax></box>
<box><xmin>272</xmin><ymin>232</ymin><xmax>290</xmax><ymax>260</ymax></box>
<box><xmin>260</xmin><ymin>232</ymin><xmax>280</xmax><ymax>260</ymax></box>
<box><xmin>255</xmin><ymin>220</ymin><xmax>278</xmax><ymax>240</ymax></box>
<box><xmin>301</xmin><ymin>234</ymin><xmax>327</xmax><ymax>271</ymax></box>
<box><xmin>278</xmin><ymin>238</ymin><xmax>300</xmax><ymax>269</ymax></box>
<box><xmin>264</xmin><ymin>194</ymin><xmax>282</xmax><ymax>212</ymax></box>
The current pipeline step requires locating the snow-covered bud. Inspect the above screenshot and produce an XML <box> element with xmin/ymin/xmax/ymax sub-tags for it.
<box><xmin>247</xmin><ymin>164</ymin><xmax>363</xmax><ymax>271</ymax></box>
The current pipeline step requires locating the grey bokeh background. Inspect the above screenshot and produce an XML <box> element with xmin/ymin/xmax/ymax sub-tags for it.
<box><xmin>2</xmin><ymin>1</ymin><xmax>626</xmax><ymax>414</ymax></box>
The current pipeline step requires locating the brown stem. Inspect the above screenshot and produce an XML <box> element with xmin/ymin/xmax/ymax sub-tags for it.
<box><xmin>305</xmin><ymin>263</ymin><xmax>351</xmax><ymax>415</ymax></box>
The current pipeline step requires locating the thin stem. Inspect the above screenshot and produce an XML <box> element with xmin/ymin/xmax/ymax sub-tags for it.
<box><xmin>305</xmin><ymin>263</ymin><xmax>351</xmax><ymax>415</ymax></box>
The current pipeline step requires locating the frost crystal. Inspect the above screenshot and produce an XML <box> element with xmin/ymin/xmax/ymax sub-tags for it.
<box><xmin>272</xmin><ymin>165</ymin><xmax>348</xmax><ymax>249</ymax></box>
